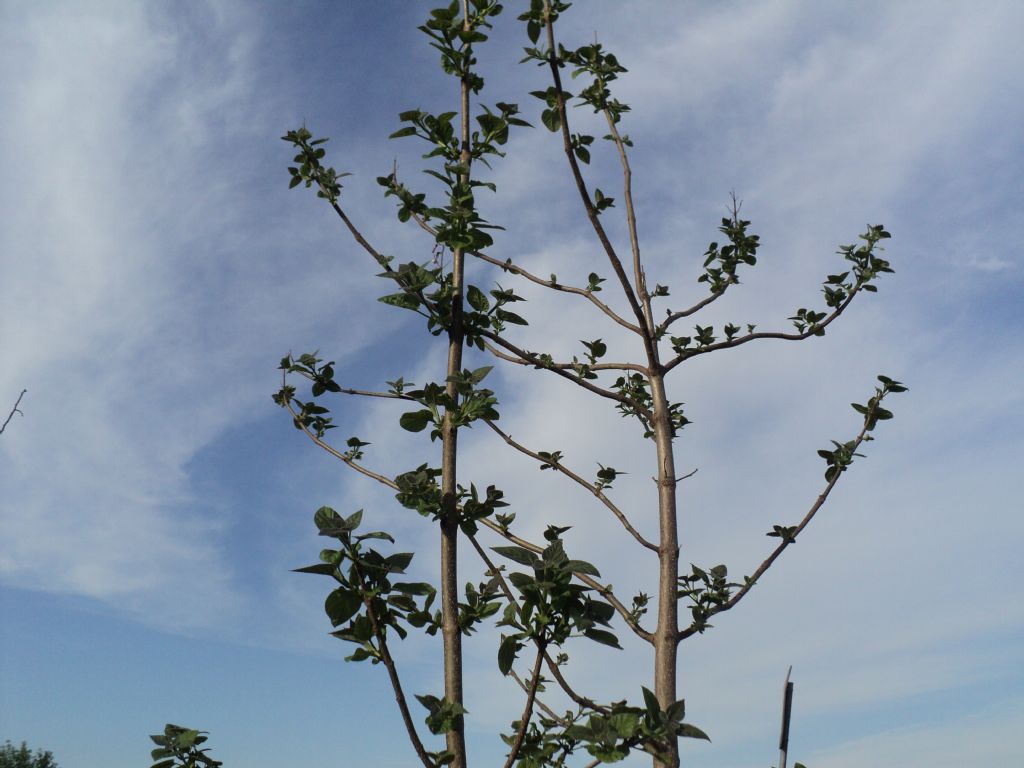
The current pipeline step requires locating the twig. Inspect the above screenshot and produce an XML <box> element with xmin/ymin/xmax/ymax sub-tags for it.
<box><xmin>678</xmin><ymin>416</ymin><xmax>874</xmax><ymax>641</ymax></box>
<box><xmin>480</xmin><ymin>331</ymin><xmax>651</xmax><ymax>417</ymax></box>
<box><xmin>602</xmin><ymin>105</ymin><xmax>653</xmax><ymax>333</ymax></box>
<box><xmin>656</xmin><ymin>291</ymin><xmax>724</xmax><ymax>335</ymax></box>
<box><xmin>284</xmin><ymin>401</ymin><xmax>400</xmax><ymax>491</ymax></box>
<box><xmin>542</xmin><ymin>3</ymin><xmax>656</xmax><ymax>357</ymax></box>
<box><xmin>483</xmin><ymin>419</ymin><xmax>658</xmax><ymax>553</ymax></box>
<box><xmin>466</xmin><ymin>534</ymin><xmax>615</xmax><ymax>712</ymax></box>
<box><xmin>0</xmin><ymin>389</ymin><xmax>26</xmax><ymax>435</ymax></box>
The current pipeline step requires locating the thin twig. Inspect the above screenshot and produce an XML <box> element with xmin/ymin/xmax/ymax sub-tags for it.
<box><xmin>0</xmin><ymin>389</ymin><xmax>26</xmax><ymax>435</ymax></box>
<box><xmin>284</xmin><ymin>401</ymin><xmax>400</xmax><ymax>491</ymax></box>
<box><xmin>483</xmin><ymin>419</ymin><xmax>659</xmax><ymax>553</ymax></box>
<box><xmin>510</xmin><ymin>669</ymin><xmax>566</xmax><ymax>724</ymax></box>
<box><xmin>542</xmin><ymin>3</ymin><xmax>656</xmax><ymax>357</ymax></box>
<box><xmin>602</xmin><ymin>105</ymin><xmax>653</xmax><ymax>333</ymax></box>
<box><xmin>677</xmin><ymin>415</ymin><xmax>874</xmax><ymax>642</ymax></box>
<box><xmin>656</xmin><ymin>291</ymin><xmax>724</xmax><ymax>336</ymax></box>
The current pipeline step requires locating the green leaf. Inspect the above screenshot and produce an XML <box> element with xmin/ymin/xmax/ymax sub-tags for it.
<box><xmin>389</xmin><ymin>126</ymin><xmax>419</xmax><ymax>139</ymax></box>
<box><xmin>379</xmin><ymin>292</ymin><xmax>421</xmax><ymax>311</ymax></box>
<box><xmin>384</xmin><ymin>551</ymin><xmax>415</xmax><ymax>573</ymax></box>
<box><xmin>584</xmin><ymin>628</ymin><xmax>622</xmax><ymax>648</ymax></box>
<box><xmin>400</xmin><ymin>409</ymin><xmax>434</xmax><ymax>432</ymax></box>
<box><xmin>564</xmin><ymin>559</ymin><xmax>601</xmax><ymax>577</ymax></box>
<box><xmin>325</xmin><ymin>588</ymin><xmax>362</xmax><ymax>626</ymax></box>
<box><xmin>641</xmin><ymin>686</ymin><xmax>660</xmax><ymax>718</ymax></box>
<box><xmin>678</xmin><ymin>723</ymin><xmax>711</xmax><ymax>741</ymax></box>
<box><xmin>467</xmin><ymin>284</ymin><xmax>489</xmax><ymax>311</ymax></box>
<box><xmin>492</xmin><ymin>545</ymin><xmax>539</xmax><ymax>567</ymax></box>
<box><xmin>498</xmin><ymin>634</ymin><xmax>520</xmax><ymax>675</ymax></box>
<box><xmin>292</xmin><ymin>562</ymin><xmax>338</xmax><ymax>575</ymax></box>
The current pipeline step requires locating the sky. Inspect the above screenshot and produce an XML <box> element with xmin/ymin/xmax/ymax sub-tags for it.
<box><xmin>1</xmin><ymin>1</ymin><xmax>1022</xmax><ymax>766</ymax></box>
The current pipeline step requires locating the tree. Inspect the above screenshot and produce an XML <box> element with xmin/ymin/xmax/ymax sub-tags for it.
<box><xmin>0</xmin><ymin>741</ymin><xmax>58</xmax><ymax>768</ymax></box>
<box><xmin>158</xmin><ymin>2</ymin><xmax>907</xmax><ymax>767</ymax></box>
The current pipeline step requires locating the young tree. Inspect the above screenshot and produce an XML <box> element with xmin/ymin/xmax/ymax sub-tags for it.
<box><xmin>271</xmin><ymin>2</ymin><xmax>905</xmax><ymax>768</ymax></box>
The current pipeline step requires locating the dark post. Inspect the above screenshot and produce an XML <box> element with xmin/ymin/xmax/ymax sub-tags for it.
<box><xmin>778</xmin><ymin>665</ymin><xmax>794</xmax><ymax>768</ymax></box>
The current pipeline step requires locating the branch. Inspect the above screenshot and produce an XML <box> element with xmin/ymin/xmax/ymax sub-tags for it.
<box><xmin>664</xmin><ymin>283</ymin><xmax>863</xmax><ymax>374</ymax></box>
<box><xmin>284</xmin><ymin>400</ymin><xmax>400</xmax><ymax>492</ymax></box>
<box><xmin>350</xmin><ymin>561</ymin><xmax>435</xmax><ymax>768</ymax></box>
<box><xmin>470</xmin><ymin>250</ymin><xmax>641</xmax><ymax>334</ymax></box>
<box><xmin>656</xmin><ymin>291</ymin><xmax>724</xmax><ymax>336</ymax></box>
<box><xmin>290</xmin><ymin>370</ymin><xmax>416</xmax><ymax>401</ymax></box>
<box><xmin>510</xmin><ymin>668</ymin><xmax>567</xmax><ymax>724</ymax></box>
<box><xmin>482</xmin><ymin>341</ymin><xmax>646</xmax><ymax>375</ymax></box>
<box><xmin>543</xmin><ymin>5</ymin><xmax>655</xmax><ymax>351</ymax></box>
<box><xmin>480</xmin><ymin>330</ymin><xmax>651</xmax><ymax>418</ymax></box>
<box><xmin>503</xmin><ymin>645</ymin><xmax>547</xmax><ymax>768</ymax></box>
<box><xmin>677</xmin><ymin>414</ymin><xmax>874</xmax><ymax>642</ymax></box>
<box><xmin>0</xmin><ymin>389</ymin><xmax>26</xmax><ymax>435</ymax></box>
<box><xmin>483</xmin><ymin>419</ymin><xmax>659</xmax><ymax>553</ymax></box>
<box><xmin>602</xmin><ymin>105</ymin><xmax>653</xmax><ymax>332</ymax></box>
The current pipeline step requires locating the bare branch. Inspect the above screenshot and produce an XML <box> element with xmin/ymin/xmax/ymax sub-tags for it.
<box><xmin>678</xmin><ymin>415</ymin><xmax>874</xmax><ymax>642</ymax></box>
<box><xmin>663</xmin><ymin>285</ymin><xmax>863</xmax><ymax>374</ymax></box>
<box><xmin>0</xmin><ymin>389</ymin><xmax>27</xmax><ymax>436</ymax></box>
<box><xmin>290</xmin><ymin>370</ymin><xmax>415</xmax><ymax>401</ymax></box>
<box><xmin>656</xmin><ymin>291</ymin><xmax>724</xmax><ymax>336</ymax></box>
<box><xmin>602</xmin><ymin>106</ymin><xmax>653</xmax><ymax>333</ymax></box>
<box><xmin>483</xmin><ymin>419</ymin><xmax>659</xmax><ymax>553</ymax></box>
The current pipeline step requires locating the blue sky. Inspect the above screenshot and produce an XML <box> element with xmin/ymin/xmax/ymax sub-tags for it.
<box><xmin>1</xmin><ymin>1</ymin><xmax>1022</xmax><ymax>766</ymax></box>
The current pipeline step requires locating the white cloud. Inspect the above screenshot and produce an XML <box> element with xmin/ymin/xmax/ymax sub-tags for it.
<box><xmin>0</xmin><ymin>1</ymin><xmax>396</xmax><ymax>631</ymax></box>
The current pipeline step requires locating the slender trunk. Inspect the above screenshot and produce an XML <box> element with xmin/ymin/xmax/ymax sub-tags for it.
<box><xmin>439</xmin><ymin>6</ymin><xmax>473</xmax><ymax>766</ymax></box>
<box><xmin>650</xmin><ymin>368</ymin><xmax>680</xmax><ymax>768</ymax></box>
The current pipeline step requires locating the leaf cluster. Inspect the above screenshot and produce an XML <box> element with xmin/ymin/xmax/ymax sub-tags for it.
<box><xmin>677</xmin><ymin>564</ymin><xmax>742</xmax><ymax>634</ymax></box>
<box><xmin>494</xmin><ymin>537</ymin><xmax>618</xmax><ymax>674</ymax></box>
<box><xmin>149</xmin><ymin>726</ymin><xmax>221</xmax><ymax>768</ymax></box>
<box><xmin>294</xmin><ymin>507</ymin><xmax>437</xmax><ymax>662</ymax></box>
